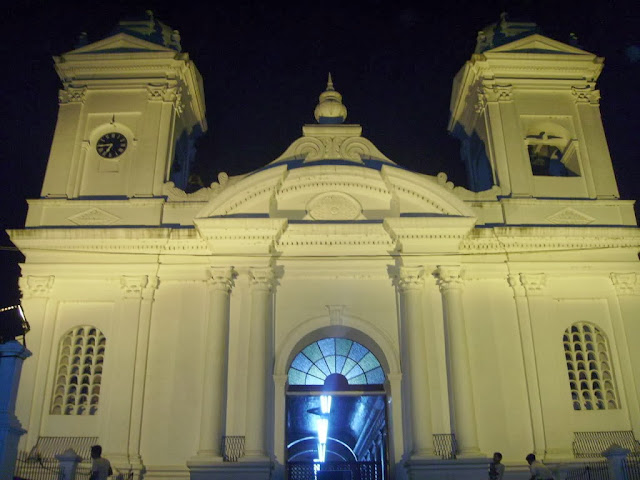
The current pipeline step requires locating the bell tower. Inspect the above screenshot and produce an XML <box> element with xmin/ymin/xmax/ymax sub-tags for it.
<box><xmin>448</xmin><ymin>14</ymin><xmax>619</xmax><ymax>200</ymax></box>
<box><xmin>40</xmin><ymin>12</ymin><xmax>206</xmax><ymax>199</ymax></box>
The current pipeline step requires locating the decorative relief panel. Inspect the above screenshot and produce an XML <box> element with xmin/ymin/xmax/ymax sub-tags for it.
<box><xmin>275</xmin><ymin>133</ymin><xmax>391</xmax><ymax>164</ymax></box>
<box><xmin>610</xmin><ymin>273</ymin><xmax>639</xmax><ymax>296</ymax></box>
<box><xmin>571</xmin><ymin>86</ymin><xmax>601</xmax><ymax>105</ymax></box>
<box><xmin>546</xmin><ymin>208</ymin><xmax>595</xmax><ymax>225</ymax></box>
<box><xmin>68</xmin><ymin>208</ymin><xmax>120</xmax><ymax>226</ymax></box>
<box><xmin>306</xmin><ymin>192</ymin><xmax>363</xmax><ymax>220</ymax></box>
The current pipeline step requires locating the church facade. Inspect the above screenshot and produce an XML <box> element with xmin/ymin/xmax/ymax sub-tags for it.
<box><xmin>9</xmin><ymin>13</ymin><xmax>640</xmax><ymax>480</ymax></box>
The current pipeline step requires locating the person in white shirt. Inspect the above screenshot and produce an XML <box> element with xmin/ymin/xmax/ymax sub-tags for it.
<box><xmin>489</xmin><ymin>452</ymin><xmax>505</xmax><ymax>480</ymax></box>
<box><xmin>89</xmin><ymin>445</ymin><xmax>112</xmax><ymax>480</ymax></box>
<box><xmin>526</xmin><ymin>453</ymin><xmax>554</xmax><ymax>480</ymax></box>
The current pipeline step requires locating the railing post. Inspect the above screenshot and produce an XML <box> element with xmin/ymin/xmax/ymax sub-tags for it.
<box><xmin>56</xmin><ymin>448</ymin><xmax>82</xmax><ymax>480</ymax></box>
<box><xmin>603</xmin><ymin>444</ymin><xmax>630</xmax><ymax>480</ymax></box>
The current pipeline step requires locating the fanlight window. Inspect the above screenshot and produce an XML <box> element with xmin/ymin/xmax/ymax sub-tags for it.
<box><xmin>288</xmin><ymin>338</ymin><xmax>385</xmax><ymax>386</ymax></box>
<box><xmin>564</xmin><ymin>323</ymin><xmax>619</xmax><ymax>411</ymax></box>
<box><xmin>51</xmin><ymin>326</ymin><xmax>106</xmax><ymax>415</ymax></box>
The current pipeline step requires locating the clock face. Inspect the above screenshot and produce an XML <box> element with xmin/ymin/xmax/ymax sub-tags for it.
<box><xmin>96</xmin><ymin>132</ymin><xmax>128</xmax><ymax>158</ymax></box>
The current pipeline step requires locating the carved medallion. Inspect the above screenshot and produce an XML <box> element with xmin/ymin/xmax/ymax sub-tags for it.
<box><xmin>307</xmin><ymin>192</ymin><xmax>363</xmax><ymax>220</ymax></box>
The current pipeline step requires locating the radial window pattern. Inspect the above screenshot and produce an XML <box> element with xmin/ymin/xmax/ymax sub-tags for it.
<box><xmin>288</xmin><ymin>338</ymin><xmax>385</xmax><ymax>386</ymax></box>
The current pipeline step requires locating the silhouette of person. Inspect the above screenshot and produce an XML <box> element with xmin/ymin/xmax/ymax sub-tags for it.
<box><xmin>89</xmin><ymin>445</ymin><xmax>112</xmax><ymax>480</ymax></box>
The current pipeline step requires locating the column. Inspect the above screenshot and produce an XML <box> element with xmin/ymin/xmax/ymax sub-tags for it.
<box><xmin>127</xmin><ymin>276</ymin><xmax>158</xmax><ymax>467</ymax></box>
<box><xmin>435</xmin><ymin>265</ymin><xmax>481</xmax><ymax>457</ymax></box>
<box><xmin>0</xmin><ymin>340</ymin><xmax>31</xmax><ymax>479</ymax></box>
<box><xmin>244</xmin><ymin>267</ymin><xmax>275</xmax><ymax>460</ymax></box>
<box><xmin>508</xmin><ymin>274</ymin><xmax>546</xmax><ymax>457</ymax></box>
<box><xmin>602</xmin><ymin>444</ymin><xmax>631</xmax><ymax>480</ymax></box>
<box><xmin>395</xmin><ymin>266</ymin><xmax>435</xmax><ymax>458</ymax></box>
<box><xmin>196</xmin><ymin>267</ymin><xmax>235</xmax><ymax>459</ymax></box>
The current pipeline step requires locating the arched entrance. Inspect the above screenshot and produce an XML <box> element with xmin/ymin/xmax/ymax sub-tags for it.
<box><xmin>286</xmin><ymin>337</ymin><xmax>389</xmax><ymax>480</ymax></box>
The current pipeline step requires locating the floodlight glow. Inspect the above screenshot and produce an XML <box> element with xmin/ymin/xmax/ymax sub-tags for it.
<box><xmin>317</xmin><ymin>418</ymin><xmax>328</xmax><ymax>444</ymax></box>
<box><xmin>318</xmin><ymin>442</ymin><xmax>326</xmax><ymax>462</ymax></box>
<box><xmin>320</xmin><ymin>395</ymin><xmax>332</xmax><ymax>414</ymax></box>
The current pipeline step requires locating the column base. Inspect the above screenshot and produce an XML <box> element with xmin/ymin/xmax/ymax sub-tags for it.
<box><xmin>188</xmin><ymin>458</ymin><xmax>271</xmax><ymax>480</ymax></box>
<box><xmin>405</xmin><ymin>457</ymin><xmax>489</xmax><ymax>480</ymax></box>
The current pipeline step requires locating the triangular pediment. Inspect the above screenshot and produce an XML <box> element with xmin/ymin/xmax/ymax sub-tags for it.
<box><xmin>486</xmin><ymin>34</ymin><xmax>594</xmax><ymax>56</ymax></box>
<box><xmin>63</xmin><ymin>32</ymin><xmax>175</xmax><ymax>56</ymax></box>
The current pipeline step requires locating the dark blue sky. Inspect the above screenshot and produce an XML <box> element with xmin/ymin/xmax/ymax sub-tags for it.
<box><xmin>1</xmin><ymin>0</ymin><xmax>638</xmax><ymax>307</ymax></box>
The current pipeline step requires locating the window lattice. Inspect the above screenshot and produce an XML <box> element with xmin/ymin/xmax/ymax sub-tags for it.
<box><xmin>288</xmin><ymin>338</ymin><xmax>385</xmax><ymax>386</ymax></box>
<box><xmin>51</xmin><ymin>326</ymin><xmax>105</xmax><ymax>415</ymax></box>
<box><xmin>564</xmin><ymin>323</ymin><xmax>619</xmax><ymax>411</ymax></box>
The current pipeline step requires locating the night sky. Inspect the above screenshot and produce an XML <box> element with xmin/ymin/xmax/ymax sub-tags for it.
<box><xmin>1</xmin><ymin>1</ymin><xmax>638</xmax><ymax>308</ymax></box>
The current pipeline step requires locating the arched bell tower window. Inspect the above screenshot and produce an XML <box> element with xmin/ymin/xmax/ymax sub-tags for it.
<box><xmin>563</xmin><ymin>322</ymin><xmax>619</xmax><ymax>411</ymax></box>
<box><xmin>50</xmin><ymin>326</ymin><xmax>106</xmax><ymax>415</ymax></box>
<box><xmin>525</xmin><ymin>125</ymin><xmax>580</xmax><ymax>177</ymax></box>
<box><xmin>288</xmin><ymin>338</ymin><xmax>385</xmax><ymax>386</ymax></box>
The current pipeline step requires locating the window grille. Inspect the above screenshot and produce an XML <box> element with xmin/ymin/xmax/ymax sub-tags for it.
<box><xmin>564</xmin><ymin>323</ymin><xmax>619</xmax><ymax>411</ymax></box>
<box><xmin>50</xmin><ymin>326</ymin><xmax>105</xmax><ymax>415</ymax></box>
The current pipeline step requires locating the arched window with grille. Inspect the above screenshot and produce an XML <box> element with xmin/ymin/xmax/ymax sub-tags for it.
<box><xmin>563</xmin><ymin>322</ymin><xmax>619</xmax><ymax>411</ymax></box>
<box><xmin>50</xmin><ymin>326</ymin><xmax>106</xmax><ymax>415</ymax></box>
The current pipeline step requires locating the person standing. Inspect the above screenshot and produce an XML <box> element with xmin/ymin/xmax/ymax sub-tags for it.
<box><xmin>489</xmin><ymin>452</ymin><xmax>505</xmax><ymax>480</ymax></box>
<box><xmin>89</xmin><ymin>445</ymin><xmax>112</xmax><ymax>480</ymax></box>
<box><xmin>526</xmin><ymin>453</ymin><xmax>554</xmax><ymax>480</ymax></box>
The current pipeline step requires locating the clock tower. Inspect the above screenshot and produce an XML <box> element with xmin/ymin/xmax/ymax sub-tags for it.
<box><xmin>39</xmin><ymin>12</ymin><xmax>206</xmax><ymax>200</ymax></box>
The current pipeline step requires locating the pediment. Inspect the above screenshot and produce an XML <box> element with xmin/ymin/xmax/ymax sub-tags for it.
<box><xmin>63</xmin><ymin>32</ymin><xmax>175</xmax><ymax>56</ymax></box>
<box><xmin>485</xmin><ymin>34</ymin><xmax>594</xmax><ymax>56</ymax></box>
<box><xmin>195</xmin><ymin>162</ymin><xmax>476</xmax><ymax>221</ymax></box>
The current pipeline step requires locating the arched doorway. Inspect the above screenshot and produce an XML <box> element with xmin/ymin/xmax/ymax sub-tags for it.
<box><xmin>286</xmin><ymin>337</ymin><xmax>389</xmax><ymax>480</ymax></box>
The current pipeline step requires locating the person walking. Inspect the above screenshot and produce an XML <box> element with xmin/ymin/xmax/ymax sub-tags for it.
<box><xmin>526</xmin><ymin>453</ymin><xmax>554</xmax><ymax>480</ymax></box>
<box><xmin>89</xmin><ymin>445</ymin><xmax>112</xmax><ymax>480</ymax></box>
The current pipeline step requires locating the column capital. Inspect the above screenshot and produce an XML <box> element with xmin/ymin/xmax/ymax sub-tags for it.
<box><xmin>207</xmin><ymin>266</ymin><xmax>235</xmax><ymax>292</ymax></box>
<box><xmin>249</xmin><ymin>266</ymin><xmax>276</xmax><ymax>291</ymax></box>
<box><xmin>394</xmin><ymin>266</ymin><xmax>425</xmax><ymax>291</ymax></box>
<box><xmin>519</xmin><ymin>273</ymin><xmax>547</xmax><ymax>297</ymax></box>
<box><xmin>20</xmin><ymin>275</ymin><xmax>55</xmax><ymax>298</ymax></box>
<box><xmin>507</xmin><ymin>274</ymin><xmax>526</xmax><ymax>297</ymax></box>
<box><xmin>435</xmin><ymin>265</ymin><xmax>464</xmax><ymax>292</ymax></box>
<box><xmin>121</xmin><ymin>275</ymin><xmax>158</xmax><ymax>299</ymax></box>
<box><xmin>610</xmin><ymin>273</ymin><xmax>639</xmax><ymax>296</ymax></box>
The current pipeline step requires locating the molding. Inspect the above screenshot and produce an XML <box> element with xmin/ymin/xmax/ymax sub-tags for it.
<box><xmin>120</xmin><ymin>275</ymin><xmax>154</xmax><ymax>298</ymax></box>
<box><xmin>20</xmin><ymin>275</ymin><xmax>55</xmax><ymax>298</ymax></box>
<box><xmin>571</xmin><ymin>86</ymin><xmax>601</xmax><ymax>105</ymax></box>
<box><xmin>610</xmin><ymin>273</ymin><xmax>639</xmax><ymax>296</ymax></box>
<box><xmin>249</xmin><ymin>266</ymin><xmax>276</xmax><ymax>291</ymax></box>
<box><xmin>58</xmin><ymin>86</ymin><xmax>87</xmax><ymax>104</ymax></box>
<box><xmin>163</xmin><ymin>172</ymin><xmax>229</xmax><ymax>202</ymax></box>
<box><xmin>394</xmin><ymin>266</ymin><xmax>425</xmax><ymax>291</ymax></box>
<box><xmin>519</xmin><ymin>273</ymin><xmax>547</xmax><ymax>297</ymax></box>
<box><xmin>435</xmin><ymin>265</ymin><xmax>464</xmax><ymax>292</ymax></box>
<box><xmin>207</xmin><ymin>267</ymin><xmax>235</xmax><ymax>292</ymax></box>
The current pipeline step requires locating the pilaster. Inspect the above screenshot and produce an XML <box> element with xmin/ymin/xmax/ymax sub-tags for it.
<box><xmin>243</xmin><ymin>267</ymin><xmax>276</xmax><ymax>461</ymax></box>
<box><xmin>608</xmin><ymin>273</ymin><xmax>640</xmax><ymax>440</ymax></box>
<box><xmin>394</xmin><ymin>266</ymin><xmax>436</xmax><ymax>459</ymax></box>
<box><xmin>435</xmin><ymin>265</ymin><xmax>481</xmax><ymax>457</ymax></box>
<box><xmin>18</xmin><ymin>275</ymin><xmax>57</xmax><ymax>451</ymax></box>
<box><xmin>508</xmin><ymin>273</ymin><xmax>546</xmax><ymax>457</ymax></box>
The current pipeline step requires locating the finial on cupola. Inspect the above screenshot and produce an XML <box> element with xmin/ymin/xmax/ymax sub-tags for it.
<box><xmin>314</xmin><ymin>73</ymin><xmax>347</xmax><ymax>124</ymax></box>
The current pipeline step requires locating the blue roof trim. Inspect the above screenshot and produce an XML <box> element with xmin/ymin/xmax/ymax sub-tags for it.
<box><xmin>288</xmin><ymin>219</ymin><xmax>384</xmax><ymax>224</ymax></box>
<box><xmin>208</xmin><ymin>213</ymin><xmax>270</xmax><ymax>218</ymax></box>
<box><xmin>248</xmin><ymin>158</ymin><xmax>407</xmax><ymax>176</ymax></box>
<box><xmin>400</xmin><ymin>212</ymin><xmax>464</xmax><ymax>218</ymax></box>
<box><xmin>476</xmin><ymin>223</ymin><xmax>639</xmax><ymax>229</ymax></box>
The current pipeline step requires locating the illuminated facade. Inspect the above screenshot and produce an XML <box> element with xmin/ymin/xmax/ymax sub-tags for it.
<box><xmin>9</xmin><ymin>13</ymin><xmax>640</xmax><ymax>480</ymax></box>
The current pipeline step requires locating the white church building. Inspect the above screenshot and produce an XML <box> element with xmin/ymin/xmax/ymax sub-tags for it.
<box><xmin>9</xmin><ymin>13</ymin><xmax>640</xmax><ymax>480</ymax></box>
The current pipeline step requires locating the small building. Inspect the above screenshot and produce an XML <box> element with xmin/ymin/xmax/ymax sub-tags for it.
<box><xmin>9</xmin><ymin>12</ymin><xmax>640</xmax><ymax>480</ymax></box>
